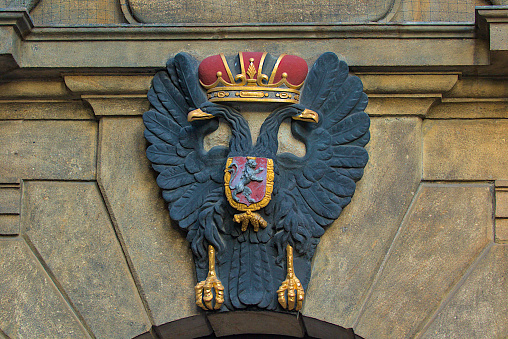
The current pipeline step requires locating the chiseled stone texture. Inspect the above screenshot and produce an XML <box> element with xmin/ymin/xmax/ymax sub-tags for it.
<box><xmin>0</xmin><ymin>120</ymin><xmax>97</xmax><ymax>182</ymax></box>
<box><xmin>0</xmin><ymin>215</ymin><xmax>19</xmax><ymax>235</ymax></box>
<box><xmin>98</xmin><ymin>117</ymin><xmax>198</xmax><ymax>326</ymax></box>
<box><xmin>427</xmin><ymin>101</ymin><xmax>508</xmax><ymax>119</ymax></box>
<box><xmin>495</xmin><ymin>189</ymin><xmax>508</xmax><ymax>218</ymax></box>
<box><xmin>303</xmin><ymin>117</ymin><xmax>422</xmax><ymax>327</ymax></box>
<box><xmin>0</xmin><ymin>101</ymin><xmax>94</xmax><ymax>120</ymax></box>
<box><xmin>22</xmin><ymin>181</ymin><xmax>151</xmax><ymax>339</ymax></box>
<box><xmin>423</xmin><ymin>120</ymin><xmax>508</xmax><ymax>180</ymax></box>
<box><xmin>0</xmin><ymin>239</ymin><xmax>89</xmax><ymax>338</ymax></box>
<box><xmin>495</xmin><ymin>219</ymin><xmax>508</xmax><ymax>242</ymax></box>
<box><xmin>355</xmin><ymin>183</ymin><xmax>493</xmax><ymax>339</ymax></box>
<box><xmin>420</xmin><ymin>244</ymin><xmax>508</xmax><ymax>339</ymax></box>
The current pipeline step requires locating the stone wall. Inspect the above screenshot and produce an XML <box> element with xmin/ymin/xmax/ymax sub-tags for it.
<box><xmin>0</xmin><ymin>5</ymin><xmax>507</xmax><ymax>339</ymax></box>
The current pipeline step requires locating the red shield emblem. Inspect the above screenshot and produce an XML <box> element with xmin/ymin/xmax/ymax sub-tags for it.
<box><xmin>224</xmin><ymin>157</ymin><xmax>274</xmax><ymax>211</ymax></box>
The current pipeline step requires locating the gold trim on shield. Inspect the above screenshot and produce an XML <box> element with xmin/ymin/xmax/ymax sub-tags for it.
<box><xmin>224</xmin><ymin>157</ymin><xmax>274</xmax><ymax>232</ymax></box>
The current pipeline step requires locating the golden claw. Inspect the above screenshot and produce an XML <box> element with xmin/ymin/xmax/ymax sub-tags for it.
<box><xmin>195</xmin><ymin>245</ymin><xmax>224</xmax><ymax>310</ymax></box>
<box><xmin>233</xmin><ymin>210</ymin><xmax>268</xmax><ymax>232</ymax></box>
<box><xmin>277</xmin><ymin>244</ymin><xmax>304</xmax><ymax>311</ymax></box>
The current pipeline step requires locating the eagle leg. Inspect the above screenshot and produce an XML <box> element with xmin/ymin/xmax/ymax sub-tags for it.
<box><xmin>195</xmin><ymin>245</ymin><xmax>224</xmax><ymax>310</ymax></box>
<box><xmin>277</xmin><ymin>244</ymin><xmax>305</xmax><ymax>311</ymax></box>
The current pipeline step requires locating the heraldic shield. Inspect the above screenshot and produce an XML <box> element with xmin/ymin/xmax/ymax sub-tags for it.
<box><xmin>143</xmin><ymin>51</ymin><xmax>370</xmax><ymax>312</ymax></box>
<box><xmin>225</xmin><ymin>157</ymin><xmax>274</xmax><ymax>232</ymax></box>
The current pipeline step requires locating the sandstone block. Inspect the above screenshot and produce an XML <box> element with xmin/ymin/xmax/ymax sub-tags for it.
<box><xmin>0</xmin><ymin>215</ymin><xmax>19</xmax><ymax>235</ymax></box>
<box><xmin>495</xmin><ymin>189</ymin><xmax>508</xmax><ymax>218</ymax></box>
<box><xmin>423</xmin><ymin>120</ymin><xmax>508</xmax><ymax>180</ymax></box>
<box><xmin>495</xmin><ymin>218</ymin><xmax>508</xmax><ymax>243</ymax></box>
<box><xmin>303</xmin><ymin>117</ymin><xmax>422</xmax><ymax>327</ymax></box>
<box><xmin>0</xmin><ymin>239</ymin><xmax>89</xmax><ymax>338</ymax></box>
<box><xmin>420</xmin><ymin>244</ymin><xmax>508</xmax><ymax>339</ymax></box>
<box><xmin>0</xmin><ymin>100</ymin><xmax>94</xmax><ymax>120</ymax></box>
<box><xmin>355</xmin><ymin>183</ymin><xmax>493</xmax><ymax>339</ymax></box>
<box><xmin>22</xmin><ymin>181</ymin><xmax>151</xmax><ymax>339</ymax></box>
<box><xmin>98</xmin><ymin>117</ymin><xmax>198</xmax><ymax>326</ymax></box>
<box><xmin>0</xmin><ymin>120</ymin><xmax>97</xmax><ymax>181</ymax></box>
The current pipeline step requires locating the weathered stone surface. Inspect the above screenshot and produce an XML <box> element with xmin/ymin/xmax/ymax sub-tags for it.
<box><xmin>445</xmin><ymin>77</ymin><xmax>508</xmax><ymax>98</ymax></box>
<box><xmin>423</xmin><ymin>120</ymin><xmax>508</xmax><ymax>180</ymax></box>
<box><xmin>427</xmin><ymin>100</ymin><xmax>508</xmax><ymax>119</ymax></box>
<box><xmin>0</xmin><ymin>80</ymin><xmax>69</xmax><ymax>98</ymax></box>
<box><xmin>30</xmin><ymin>0</ymin><xmax>124</xmax><ymax>25</ymax></box>
<box><xmin>129</xmin><ymin>0</ymin><xmax>394</xmax><ymax>24</ymax></box>
<box><xmin>420</xmin><ymin>244</ymin><xmax>508</xmax><ymax>339</ymax></box>
<box><xmin>0</xmin><ymin>239</ymin><xmax>89</xmax><ymax>338</ymax></box>
<box><xmin>495</xmin><ymin>189</ymin><xmax>508</xmax><ymax>218</ymax></box>
<box><xmin>0</xmin><ymin>120</ymin><xmax>97</xmax><ymax>181</ymax></box>
<box><xmin>359</xmin><ymin>74</ymin><xmax>458</xmax><ymax>94</ymax></box>
<box><xmin>303</xmin><ymin>117</ymin><xmax>422</xmax><ymax>327</ymax></box>
<box><xmin>98</xmin><ymin>117</ymin><xmax>198</xmax><ymax>326</ymax></box>
<box><xmin>64</xmin><ymin>75</ymin><xmax>152</xmax><ymax>94</ymax></box>
<box><xmin>366</xmin><ymin>96</ymin><xmax>437</xmax><ymax>116</ymax></box>
<box><xmin>0</xmin><ymin>100</ymin><xmax>94</xmax><ymax>120</ymax></box>
<box><xmin>0</xmin><ymin>187</ymin><xmax>19</xmax><ymax>214</ymax></box>
<box><xmin>83</xmin><ymin>96</ymin><xmax>149</xmax><ymax>116</ymax></box>
<box><xmin>207</xmin><ymin>311</ymin><xmax>304</xmax><ymax>337</ymax></box>
<box><xmin>0</xmin><ymin>215</ymin><xmax>19</xmax><ymax>235</ymax></box>
<box><xmin>19</xmin><ymin>38</ymin><xmax>488</xmax><ymax>70</ymax></box>
<box><xmin>495</xmin><ymin>218</ymin><xmax>508</xmax><ymax>243</ymax></box>
<box><xmin>22</xmin><ymin>181</ymin><xmax>151</xmax><ymax>339</ymax></box>
<box><xmin>355</xmin><ymin>183</ymin><xmax>493</xmax><ymax>339</ymax></box>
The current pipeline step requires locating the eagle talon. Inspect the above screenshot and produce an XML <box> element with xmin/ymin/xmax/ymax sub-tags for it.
<box><xmin>195</xmin><ymin>245</ymin><xmax>224</xmax><ymax>310</ymax></box>
<box><xmin>277</xmin><ymin>244</ymin><xmax>304</xmax><ymax>311</ymax></box>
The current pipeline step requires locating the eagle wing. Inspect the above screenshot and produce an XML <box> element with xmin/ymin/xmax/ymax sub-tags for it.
<box><xmin>269</xmin><ymin>52</ymin><xmax>370</xmax><ymax>259</ymax></box>
<box><xmin>143</xmin><ymin>52</ymin><xmax>230</xmax><ymax>266</ymax></box>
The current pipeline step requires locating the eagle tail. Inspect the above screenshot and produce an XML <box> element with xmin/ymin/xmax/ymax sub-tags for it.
<box><xmin>229</xmin><ymin>237</ymin><xmax>274</xmax><ymax>308</ymax></box>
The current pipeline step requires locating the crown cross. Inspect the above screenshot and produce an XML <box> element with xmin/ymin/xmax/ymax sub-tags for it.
<box><xmin>247</xmin><ymin>58</ymin><xmax>257</xmax><ymax>80</ymax></box>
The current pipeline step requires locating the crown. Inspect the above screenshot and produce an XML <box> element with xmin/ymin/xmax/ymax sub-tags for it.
<box><xmin>198</xmin><ymin>52</ymin><xmax>308</xmax><ymax>104</ymax></box>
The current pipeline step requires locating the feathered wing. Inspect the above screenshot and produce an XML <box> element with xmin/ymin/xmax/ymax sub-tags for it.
<box><xmin>272</xmin><ymin>52</ymin><xmax>370</xmax><ymax>261</ymax></box>
<box><xmin>143</xmin><ymin>52</ymin><xmax>229</xmax><ymax>270</ymax></box>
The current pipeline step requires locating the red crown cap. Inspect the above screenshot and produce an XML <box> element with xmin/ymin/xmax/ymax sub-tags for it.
<box><xmin>198</xmin><ymin>52</ymin><xmax>308</xmax><ymax>104</ymax></box>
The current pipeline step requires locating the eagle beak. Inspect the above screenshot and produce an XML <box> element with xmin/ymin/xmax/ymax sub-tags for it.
<box><xmin>187</xmin><ymin>108</ymin><xmax>214</xmax><ymax>122</ymax></box>
<box><xmin>292</xmin><ymin>109</ymin><xmax>319</xmax><ymax>123</ymax></box>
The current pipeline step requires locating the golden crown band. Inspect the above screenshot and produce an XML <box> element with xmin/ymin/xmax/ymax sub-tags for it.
<box><xmin>206</xmin><ymin>86</ymin><xmax>300</xmax><ymax>104</ymax></box>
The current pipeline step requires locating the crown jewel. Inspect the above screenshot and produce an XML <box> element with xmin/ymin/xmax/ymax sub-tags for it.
<box><xmin>198</xmin><ymin>52</ymin><xmax>308</xmax><ymax>104</ymax></box>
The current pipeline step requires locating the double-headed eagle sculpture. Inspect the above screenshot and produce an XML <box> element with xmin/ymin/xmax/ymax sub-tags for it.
<box><xmin>143</xmin><ymin>52</ymin><xmax>370</xmax><ymax>312</ymax></box>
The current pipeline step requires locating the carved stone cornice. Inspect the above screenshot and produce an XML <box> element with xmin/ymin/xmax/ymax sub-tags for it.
<box><xmin>476</xmin><ymin>6</ymin><xmax>508</xmax><ymax>52</ymax></box>
<box><xmin>0</xmin><ymin>9</ymin><xmax>33</xmax><ymax>74</ymax></box>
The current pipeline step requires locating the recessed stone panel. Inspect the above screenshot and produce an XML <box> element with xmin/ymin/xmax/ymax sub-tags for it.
<box><xmin>0</xmin><ymin>120</ymin><xmax>97</xmax><ymax>181</ymax></box>
<box><xmin>0</xmin><ymin>239</ymin><xmax>89</xmax><ymax>338</ymax></box>
<box><xmin>355</xmin><ymin>183</ymin><xmax>493</xmax><ymax>339</ymax></box>
<box><xmin>302</xmin><ymin>117</ymin><xmax>422</xmax><ymax>327</ymax></box>
<box><xmin>98</xmin><ymin>117</ymin><xmax>198</xmax><ymax>326</ymax></box>
<box><xmin>420</xmin><ymin>244</ymin><xmax>508</xmax><ymax>339</ymax></box>
<box><xmin>423</xmin><ymin>120</ymin><xmax>508</xmax><ymax>180</ymax></box>
<box><xmin>22</xmin><ymin>181</ymin><xmax>151</xmax><ymax>339</ymax></box>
